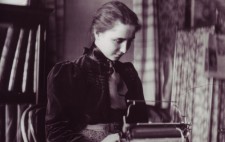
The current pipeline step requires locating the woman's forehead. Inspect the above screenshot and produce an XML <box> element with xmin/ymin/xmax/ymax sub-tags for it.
<box><xmin>108</xmin><ymin>21</ymin><xmax>135</xmax><ymax>33</ymax></box>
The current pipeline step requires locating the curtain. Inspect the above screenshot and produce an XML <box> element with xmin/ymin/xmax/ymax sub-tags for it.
<box><xmin>133</xmin><ymin>0</ymin><xmax>183</xmax><ymax>109</ymax></box>
<box><xmin>157</xmin><ymin>0</ymin><xmax>187</xmax><ymax>109</ymax></box>
<box><xmin>133</xmin><ymin>0</ymin><xmax>159</xmax><ymax>106</ymax></box>
<box><xmin>172</xmin><ymin>27</ymin><xmax>225</xmax><ymax>142</ymax></box>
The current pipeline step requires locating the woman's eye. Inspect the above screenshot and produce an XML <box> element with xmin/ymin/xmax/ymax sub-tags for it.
<box><xmin>114</xmin><ymin>39</ymin><xmax>123</xmax><ymax>44</ymax></box>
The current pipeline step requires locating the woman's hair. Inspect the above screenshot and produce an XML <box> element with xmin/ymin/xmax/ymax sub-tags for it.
<box><xmin>90</xmin><ymin>1</ymin><xmax>141</xmax><ymax>37</ymax></box>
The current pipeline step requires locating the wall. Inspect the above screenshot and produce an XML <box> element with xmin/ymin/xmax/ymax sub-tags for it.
<box><xmin>64</xmin><ymin>0</ymin><xmax>134</xmax><ymax>62</ymax></box>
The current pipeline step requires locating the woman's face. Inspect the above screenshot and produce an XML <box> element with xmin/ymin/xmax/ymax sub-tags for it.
<box><xmin>94</xmin><ymin>21</ymin><xmax>136</xmax><ymax>61</ymax></box>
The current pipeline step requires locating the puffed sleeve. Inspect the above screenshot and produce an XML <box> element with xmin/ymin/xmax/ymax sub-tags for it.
<box><xmin>45</xmin><ymin>61</ymin><xmax>91</xmax><ymax>142</ymax></box>
<box><xmin>117</xmin><ymin>62</ymin><xmax>148</xmax><ymax>123</ymax></box>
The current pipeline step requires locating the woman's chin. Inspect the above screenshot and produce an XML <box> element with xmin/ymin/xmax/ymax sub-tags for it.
<box><xmin>111</xmin><ymin>56</ymin><xmax>121</xmax><ymax>61</ymax></box>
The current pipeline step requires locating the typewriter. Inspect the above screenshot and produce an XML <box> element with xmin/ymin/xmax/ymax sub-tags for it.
<box><xmin>120</xmin><ymin>100</ymin><xmax>191</xmax><ymax>142</ymax></box>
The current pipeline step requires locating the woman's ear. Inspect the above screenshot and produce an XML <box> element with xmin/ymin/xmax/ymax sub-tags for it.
<box><xmin>93</xmin><ymin>29</ymin><xmax>100</xmax><ymax>40</ymax></box>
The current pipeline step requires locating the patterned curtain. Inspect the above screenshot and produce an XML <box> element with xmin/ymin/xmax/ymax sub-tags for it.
<box><xmin>157</xmin><ymin>0</ymin><xmax>187</xmax><ymax>109</ymax></box>
<box><xmin>172</xmin><ymin>27</ymin><xmax>225</xmax><ymax>142</ymax></box>
<box><xmin>133</xmin><ymin>0</ymin><xmax>159</xmax><ymax>105</ymax></box>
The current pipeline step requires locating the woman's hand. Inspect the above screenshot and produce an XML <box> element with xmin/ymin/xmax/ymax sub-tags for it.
<box><xmin>101</xmin><ymin>133</ymin><xmax>120</xmax><ymax>142</ymax></box>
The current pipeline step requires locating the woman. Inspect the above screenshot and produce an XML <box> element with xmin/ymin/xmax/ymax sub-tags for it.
<box><xmin>45</xmin><ymin>1</ymin><xmax>148</xmax><ymax>142</ymax></box>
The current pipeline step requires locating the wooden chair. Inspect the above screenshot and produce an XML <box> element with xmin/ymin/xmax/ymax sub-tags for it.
<box><xmin>21</xmin><ymin>105</ymin><xmax>45</xmax><ymax>142</ymax></box>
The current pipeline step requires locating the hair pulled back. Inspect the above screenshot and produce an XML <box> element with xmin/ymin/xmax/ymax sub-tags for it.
<box><xmin>91</xmin><ymin>1</ymin><xmax>140</xmax><ymax>36</ymax></box>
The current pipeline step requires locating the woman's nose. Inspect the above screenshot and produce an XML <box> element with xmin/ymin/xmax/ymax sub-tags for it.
<box><xmin>120</xmin><ymin>41</ymin><xmax>128</xmax><ymax>53</ymax></box>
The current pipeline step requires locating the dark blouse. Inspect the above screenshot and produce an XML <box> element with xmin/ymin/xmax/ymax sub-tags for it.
<box><xmin>45</xmin><ymin>46</ymin><xmax>148</xmax><ymax>142</ymax></box>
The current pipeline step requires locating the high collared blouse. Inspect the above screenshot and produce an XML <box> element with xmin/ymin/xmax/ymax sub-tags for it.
<box><xmin>45</xmin><ymin>45</ymin><xmax>148</xmax><ymax>142</ymax></box>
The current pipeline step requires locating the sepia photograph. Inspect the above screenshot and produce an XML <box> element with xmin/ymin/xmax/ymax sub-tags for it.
<box><xmin>0</xmin><ymin>0</ymin><xmax>225</xmax><ymax>142</ymax></box>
